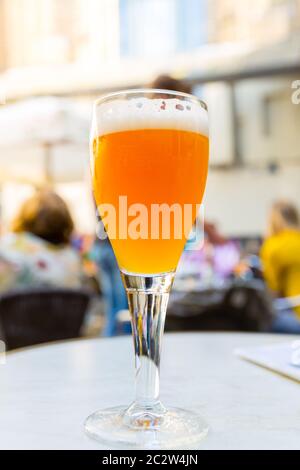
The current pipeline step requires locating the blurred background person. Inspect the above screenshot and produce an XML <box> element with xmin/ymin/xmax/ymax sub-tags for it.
<box><xmin>261</xmin><ymin>200</ymin><xmax>300</xmax><ymax>333</ymax></box>
<box><xmin>150</xmin><ymin>74</ymin><xmax>192</xmax><ymax>94</ymax></box>
<box><xmin>204</xmin><ymin>221</ymin><xmax>240</xmax><ymax>282</ymax></box>
<box><xmin>91</xmin><ymin>212</ymin><xmax>128</xmax><ymax>337</ymax></box>
<box><xmin>0</xmin><ymin>189</ymin><xmax>83</xmax><ymax>292</ymax></box>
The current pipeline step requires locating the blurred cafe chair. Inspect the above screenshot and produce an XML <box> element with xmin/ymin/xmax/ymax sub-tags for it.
<box><xmin>113</xmin><ymin>286</ymin><xmax>300</xmax><ymax>334</ymax></box>
<box><xmin>0</xmin><ymin>288</ymin><xmax>90</xmax><ymax>350</ymax></box>
<box><xmin>165</xmin><ymin>282</ymin><xmax>273</xmax><ymax>333</ymax></box>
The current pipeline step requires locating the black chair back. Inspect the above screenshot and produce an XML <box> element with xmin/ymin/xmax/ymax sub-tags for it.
<box><xmin>0</xmin><ymin>288</ymin><xmax>90</xmax><ymax>350</ymax></box>
<box><xmin>166</xmin><ymin>283</ymin><xmax>273</xmax><ymax>332</ymax></box>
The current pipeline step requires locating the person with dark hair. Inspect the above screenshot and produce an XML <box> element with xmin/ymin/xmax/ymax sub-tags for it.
<box><xmin>261</xmin><ymin>200</ymin><xmax>300</xmax><ymax>333</ymax></box>
<box><xmin>150</xmin><ymin>74</ymin><xmax>192</xmax><ymax>94</ymax></box>
<box><xmin>0</xmin><ymin>189</ymin><xmax>83</xmax><ymax>291</ymax></box>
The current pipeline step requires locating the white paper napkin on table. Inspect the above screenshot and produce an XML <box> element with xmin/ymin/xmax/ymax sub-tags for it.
<box><xmin>235</xmin><ymin>342</ymin><xmax>300</xmax><ymax>383</ymax></box>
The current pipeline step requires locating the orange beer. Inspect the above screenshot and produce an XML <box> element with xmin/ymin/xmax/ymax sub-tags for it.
<box><xmin>92</xmin><ymin>99</ymin><xmax>209</xmax><ymax>274</ymax></box>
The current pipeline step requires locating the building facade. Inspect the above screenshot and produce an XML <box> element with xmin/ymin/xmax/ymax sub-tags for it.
<box><xmin>210</xmin><ymin>0</ymin><xmax>300</xmax><ymax>45</ymax></box>
<box><xmin>0</xmin><ymin>0</ymin><xmax>120</xmax><ymax>69</ymax></box>
<box><xmin>1</xmin><ymin>0</ymin><xmax>299</xmax><ymax>71</ymax></box>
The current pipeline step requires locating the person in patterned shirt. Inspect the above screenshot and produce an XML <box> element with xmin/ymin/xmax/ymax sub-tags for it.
<box><xmin>0</xmin><ymin>189</ymin><xmax>83</xmax><ymax>291</ymax></box>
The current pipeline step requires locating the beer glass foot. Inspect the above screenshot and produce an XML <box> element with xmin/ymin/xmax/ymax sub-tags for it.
<box><xmin>84</xmin><ymin>405</ymin><xmax>208</xmax><ymax>449</ymax></box>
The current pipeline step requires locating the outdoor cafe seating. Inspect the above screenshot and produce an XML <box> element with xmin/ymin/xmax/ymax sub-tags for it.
<box><xmin>0</xmin><ymin>288</ymin><xmax>90</xmax><ymax>350</ymax></box>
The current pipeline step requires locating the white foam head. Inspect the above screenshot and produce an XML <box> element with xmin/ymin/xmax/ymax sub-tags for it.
<box><xmin>93</xmin><ymin>97</ymin><xmax>208</xmax><ymax>138</ymax></box>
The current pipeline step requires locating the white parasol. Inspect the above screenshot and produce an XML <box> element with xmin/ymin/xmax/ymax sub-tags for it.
<box><xmin>0</xmin><ymin>96</ymin><xmax>90</xmax><ymax>184</ymax></box>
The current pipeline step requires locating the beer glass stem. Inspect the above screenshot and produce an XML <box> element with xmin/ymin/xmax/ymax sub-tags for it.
<box><xmin>121</xmin><ymin>271</ymin><xmax>175</xmax><ymax>428</ymax></box>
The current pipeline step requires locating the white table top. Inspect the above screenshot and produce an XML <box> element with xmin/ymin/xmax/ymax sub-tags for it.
<box><xmin>1</xmin><ymin>333</ymin><xmax>300</xmax><ymax>450</ymax></box>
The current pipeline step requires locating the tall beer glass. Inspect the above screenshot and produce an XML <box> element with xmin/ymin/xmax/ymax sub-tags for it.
<box><xmin>85</xmin><ymin>89</ymin><xmax>209</xmax><ymax>448</ymax></box>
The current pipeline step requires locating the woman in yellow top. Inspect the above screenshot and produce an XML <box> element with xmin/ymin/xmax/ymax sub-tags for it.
<box><xmin>260</xmin><ymin>200</ymin><xmax>300</xmax><ymax>333</ymax></box>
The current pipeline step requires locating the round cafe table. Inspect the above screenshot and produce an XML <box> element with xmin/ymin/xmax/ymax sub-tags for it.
<box><xmin>0</xmin><ymin>333</ymin><xmax>299</xmax><ymax>450</ymax></box>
